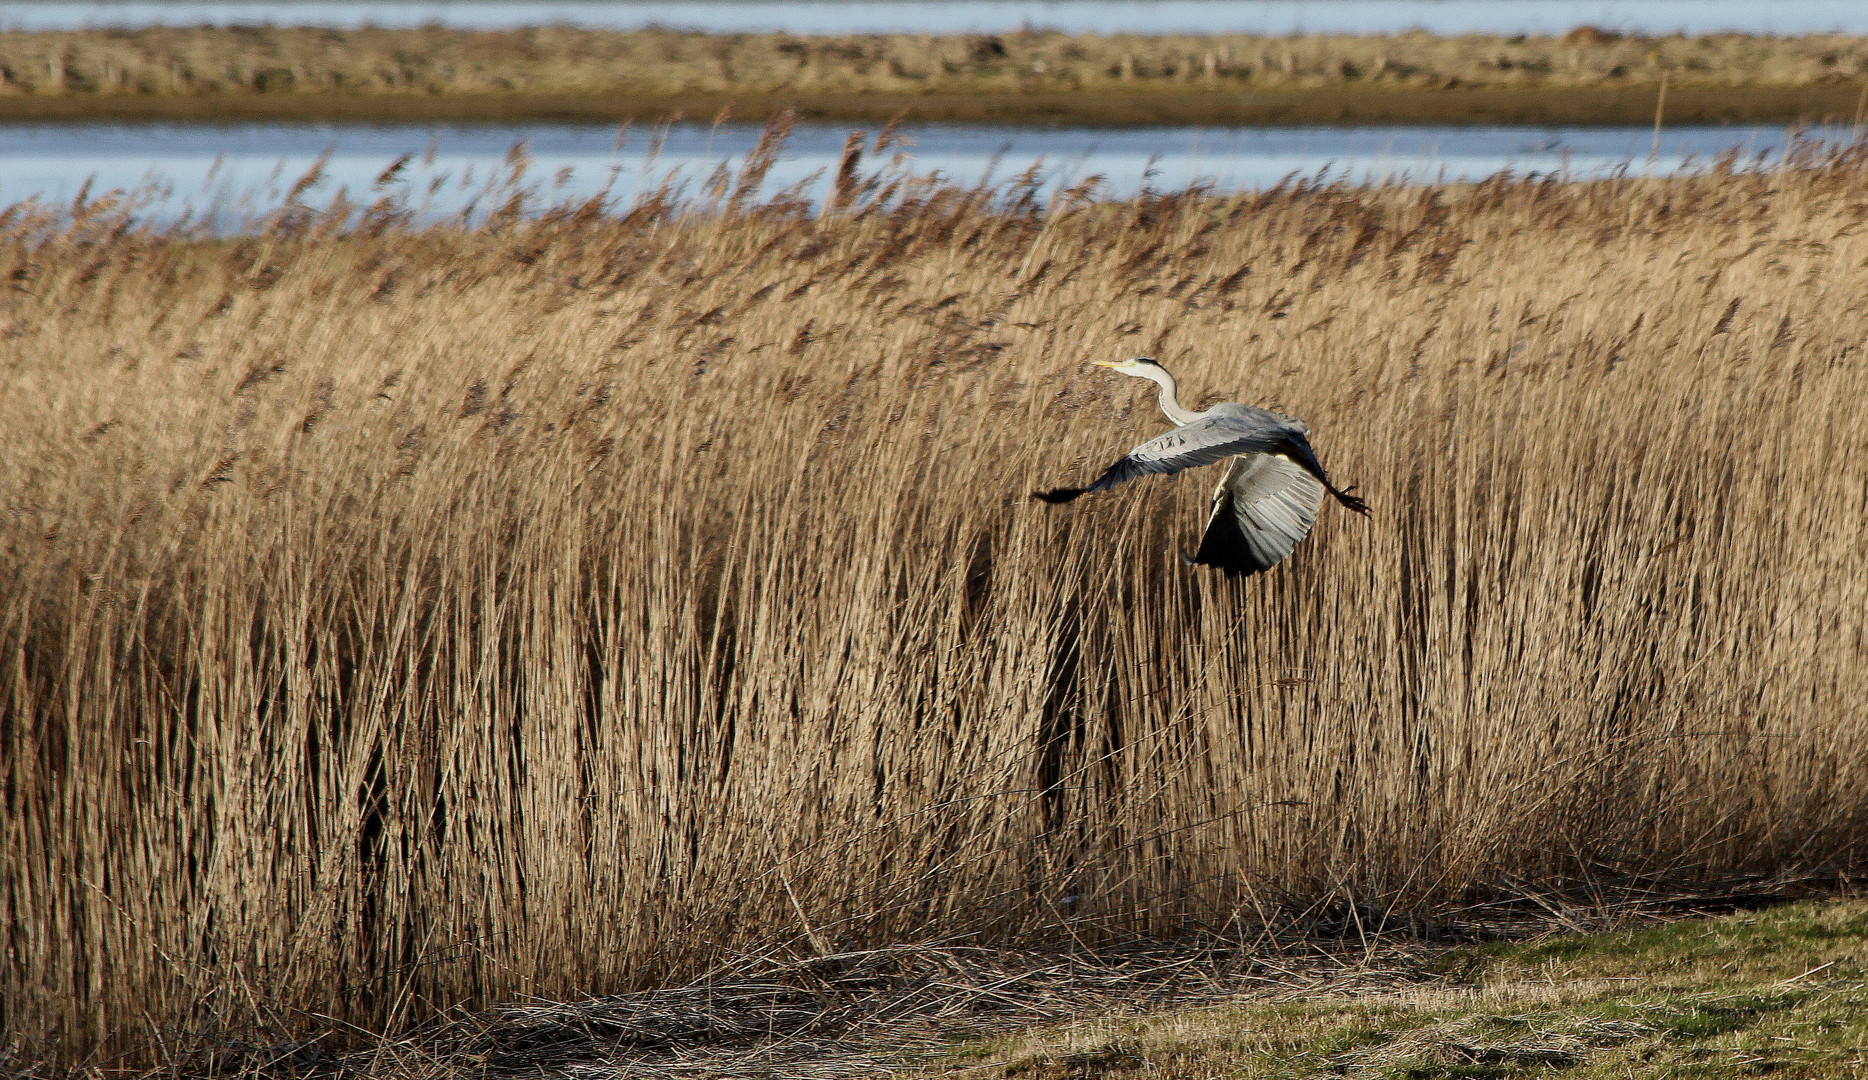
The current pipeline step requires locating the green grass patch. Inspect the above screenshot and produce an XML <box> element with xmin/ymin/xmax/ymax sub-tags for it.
<box><xmin>906</xmin><ymin>899</ymin><xmax>1868</xmax><ymax>1079</ymax></box>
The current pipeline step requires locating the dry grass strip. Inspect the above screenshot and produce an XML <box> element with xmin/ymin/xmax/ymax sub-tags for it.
<box><xmin>3</xmin><ymin>27</ymin><xmax>1868</xmax><ymax>123</ymax></box>
<box><xmin>7</xmin><ymin>26</ymin><xmax>1868</xmax><ymax>97</ymax></box>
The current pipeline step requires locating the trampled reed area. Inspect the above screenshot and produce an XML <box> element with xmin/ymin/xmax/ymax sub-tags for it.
<box><xmin>4</xmin><ymin>138</ymin><xmax>1868</xmax><ymax>1066</ymax></box>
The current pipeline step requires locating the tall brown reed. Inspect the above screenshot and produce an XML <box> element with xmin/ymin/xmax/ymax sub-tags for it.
<box><xmin>4</xmin><ymin>144</ymin><xmax>1868</xmax><ymax>1063</ymax></box>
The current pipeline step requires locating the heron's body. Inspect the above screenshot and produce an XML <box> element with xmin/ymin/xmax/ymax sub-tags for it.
<box><xmin>1033</xmin><ymin>358</ymin><xmax>1367</xmax><ymax>577</ymax></box>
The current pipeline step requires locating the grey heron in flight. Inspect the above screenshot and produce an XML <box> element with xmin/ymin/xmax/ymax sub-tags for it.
<box><xmin>1034</xmin><ymin>357</ymin><xmax>1368</xmax><ymax>577</ymax></box>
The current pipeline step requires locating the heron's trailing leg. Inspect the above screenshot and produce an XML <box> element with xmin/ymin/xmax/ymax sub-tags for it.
<box><xmin>1329</xmin><ymin>485</ymin><xmax>1370</xmax><ymax>515</ymax></box>
<box><xmin>1276</xmin><ymin>438</ymin><xmax>1371</xmax><ymax>516</ymax></box>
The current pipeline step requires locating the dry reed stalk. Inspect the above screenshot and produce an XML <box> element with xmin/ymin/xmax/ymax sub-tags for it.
<box><xmin>2</xmin><ymin>138</ymin><xmax>1867</xmax><ymax>1067</ymax></box>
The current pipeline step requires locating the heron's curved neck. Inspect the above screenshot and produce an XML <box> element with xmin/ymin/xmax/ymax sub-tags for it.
<box><xmin>1141</xmin><ymin>365</ymin><xmax>1199</xmax><ymax>425</ymax></box>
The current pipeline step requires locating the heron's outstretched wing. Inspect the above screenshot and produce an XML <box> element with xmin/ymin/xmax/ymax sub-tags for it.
<box><xmin>1188</xmin><ymin>453</ymin><xmax>1325</xmax><ymax>577</ymax></box>
<box><xmin>1032</xmin><ymin>415</ymin><xmax>1287</xmax><ymax>503</ymax></box>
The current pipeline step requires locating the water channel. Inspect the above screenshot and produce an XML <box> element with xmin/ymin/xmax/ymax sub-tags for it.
<box><xmin>0</xmin><ymin>120</ymin><xmax>1820</xmax><ymax>227</ymax></box>
<box><xmin>2</xmin><ymin>4</ymin><xmax>1850</xmax><ymax>226</ymax></box>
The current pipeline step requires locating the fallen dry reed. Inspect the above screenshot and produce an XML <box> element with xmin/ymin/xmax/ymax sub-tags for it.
<box><xmin>209</xmin><ymin>869</ymin><xmax>1850</xmax><ymax>1079</ymax></box>
<box><xmin>4</xmin><ymin>134</ymin><xmax>1868</xmax><ymax>1068</ymax></box>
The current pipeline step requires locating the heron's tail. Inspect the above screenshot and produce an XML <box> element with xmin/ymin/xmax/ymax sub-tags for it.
<box><xmin>1031</xmin><ymin>486</ymin><xmax>1088</xmax><ymax>504</ymax></box>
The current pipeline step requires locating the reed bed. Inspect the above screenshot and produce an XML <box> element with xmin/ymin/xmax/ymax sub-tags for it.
<box><xmin>4</xmin><ymin>137</ymin><xmax>1868</xmax><ymax>1067</ymax></box>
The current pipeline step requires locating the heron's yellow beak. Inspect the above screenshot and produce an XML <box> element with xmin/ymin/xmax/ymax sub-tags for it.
<box><xmin>1092</xmin><ymin>360</ymin><xmax>1122</xmax><ymax>368</ymax></box>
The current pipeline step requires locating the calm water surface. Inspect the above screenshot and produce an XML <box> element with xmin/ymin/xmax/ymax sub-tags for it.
<box><xmin>0</xmin><ymin>121</ymin><xmax>1809</xmax><ymax>227</ymax></box>
<box><xmin>4</xmin><ymin>1</ymin><xmax>1866</xmax><ymax>35</ymax></box>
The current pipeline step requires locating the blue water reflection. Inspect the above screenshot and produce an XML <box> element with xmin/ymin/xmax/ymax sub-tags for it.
<box><xmin>0</xmin><ymin>121</ymin><xmax>1810</xmax><ymax>229</ymax></box>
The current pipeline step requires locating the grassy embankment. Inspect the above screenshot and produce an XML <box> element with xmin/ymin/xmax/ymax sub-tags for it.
<box><xmin>924</xmin><ymin>899</ymin><xmax>1868</xmax><ymax>1078</ymax></box>
<box><xmin>5</xmin><ymin>137</ymin><xmax>1868</xmax><ymax>1068</ymax></box>
<box><xmin>3</xmin><ymin>26</ymin><xmax>1868</xmax><ymax>124</ymax></box>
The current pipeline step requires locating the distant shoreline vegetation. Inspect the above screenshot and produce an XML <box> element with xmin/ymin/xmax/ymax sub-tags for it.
<box><xmin>1</xmin><ymin>25</ymin><xmax>1867</xmax><ymax>125</ymax></box>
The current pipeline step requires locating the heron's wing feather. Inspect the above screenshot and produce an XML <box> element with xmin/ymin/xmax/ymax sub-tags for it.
<box><xmin>1084</xmin><ymin>416</ymin><xmax>1287</xmax><ymax>495</ymax></box>
<box><xmin>1189</xmin><ymin>452</ymin><xmax>1325</xmax><ymax>576</ymax></box>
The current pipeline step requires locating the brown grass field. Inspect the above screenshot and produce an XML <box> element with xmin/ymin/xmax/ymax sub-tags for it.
<box><xmin>4</xmin><ymin>134</ymin><xmax>1868</xmax><ymax>1069</ymax></box>
<box><xmin>3</xmin><ymin>26</ymin><xmax>1868</xmax><ymax>124</ymax></box>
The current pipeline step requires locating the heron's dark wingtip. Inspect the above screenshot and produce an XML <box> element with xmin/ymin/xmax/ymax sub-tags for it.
<box><xmin>1031</xmin><ymin>487</ymin><xmax>1087</xmax><ymax>505</ymax></box>
<box><xmin>1186</xmin><ymin>553</ymin><xmax>1251</xmax><ymax>579</ymax></box>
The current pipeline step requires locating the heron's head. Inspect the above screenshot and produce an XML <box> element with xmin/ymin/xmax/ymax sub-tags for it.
<box><xmin>1093</xmin><ymin>357</ymin><xmax>1165</xmax><ymax>378</ymax></box>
